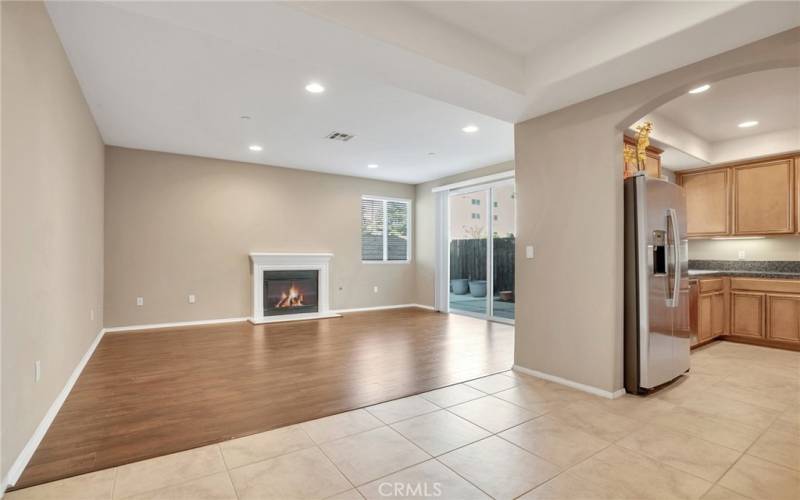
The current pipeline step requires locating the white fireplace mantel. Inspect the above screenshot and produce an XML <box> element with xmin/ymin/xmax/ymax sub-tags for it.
<box><xmin>249</xmin><ymin>253</ymin><xmax>340</xmax><ymax>324</ymax></box>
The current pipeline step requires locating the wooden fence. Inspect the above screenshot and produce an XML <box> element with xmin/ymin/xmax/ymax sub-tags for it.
<box><xmin>450</xmin><ymin>237</ymin><xmax>515</xmax><ymax>293</ymax></box>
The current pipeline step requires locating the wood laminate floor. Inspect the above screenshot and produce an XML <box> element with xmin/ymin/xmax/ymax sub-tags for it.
<box><xmin>15</xmin><ymin>308</ymin><xmax>514</xmax><ymax>489</ymax></box>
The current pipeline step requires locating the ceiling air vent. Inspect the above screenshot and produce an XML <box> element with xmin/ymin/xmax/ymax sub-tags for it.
<box><xmin>325</xmin><ymin>131</ymin><xmax>355</xmax><ymax>142</ymax></box>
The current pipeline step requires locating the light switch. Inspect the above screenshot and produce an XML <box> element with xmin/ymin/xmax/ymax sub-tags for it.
<box><xmin>738</xmin><ymin>250</ymin><xmax>746</xmax><ymax>260</ymax></box>
<box><xmin>525</xmin><ymin>245</ymin><xmax>534</xmax><ymax>259</ymax></box>
<box><xmin>136</xmin><ymin>297</ymin><xmax>144</xmax><ymax>306</ymax></box>
<box><xmin>188</xmin><ymin>294</ymin><xmax>196</xmax><ymax>304</ymax></box>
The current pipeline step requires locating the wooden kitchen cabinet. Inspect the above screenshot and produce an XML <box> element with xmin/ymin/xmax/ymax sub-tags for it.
<box><xmin>690</xmin><ymin>278</ymin><xmax>728</xmax><ymax>346</ymax></box>
<box><xmin>732</xmin><ymin>159</ymin><xmax>795</xmax><ymax>235</ymax></box>
<box><xmin>679</xmin><ymin>168</ymin><xmax>729</xmax><ymax>237</ymax></box>
<box><xmin>677</xmin><ymin>154</ymin><xmax>797</xmax><ymax>237</ymax></box>
<box><xmin>767</xmin><ymin>294</ymin><xmax>800</xmax><ymax>343</ymax></box>
<box><xmin>698</xmin><ymin>292</ymin><xmax>725</xmax><ymax>342</ymax></box>
<box><xmin>796</xmin><ymin>156</ymin><xmax>800</xmax><ymax>234</ymax></box>
<box><xmin>731</xmin><ymin>291</ymin><xmax>765</xmax><ymax>338</ymax></box>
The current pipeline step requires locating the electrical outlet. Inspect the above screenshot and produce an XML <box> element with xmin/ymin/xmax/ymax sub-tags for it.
<box><xmin>188</xmin><ymin>294</ymin><xmax>196</xmax><ymax>304</ymax></box>
<box><xmin>373</xmin><ymin>286</ymin><xmax>379</xmax><ymax>293</ymax></box>
<box><xmin>136</xmin><ymin>297</ymin><xmax>144</xmax><ymax>306</ymax></box>
<box><xmin>738</xmin><ymin>250</ymin><xmax>746</xmax><ymax>260</ymax></box>
<box><xmin>35</xmin><ymin>361</ymin><xmax>41</xmax><ymax>382</ymax></box>
<box><xmin>526</xmin><ymin>245</ymin><xmax>534</xmax><ymax>259</ymax></box>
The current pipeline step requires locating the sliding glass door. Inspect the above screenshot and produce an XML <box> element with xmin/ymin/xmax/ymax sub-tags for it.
<box><xmin>448</xmin><ymin>180</ymin><xmax>515</xmax><ymax>322</ymax></box>
<box><xmin>449</xmin><ymin>189</ymin><xmax>489</xmax><ymax>316</ymax></box>
<box><xmin>490</xmin><ymin>181</ymin><xmax>516</xmax><ymax>320</ymax></box>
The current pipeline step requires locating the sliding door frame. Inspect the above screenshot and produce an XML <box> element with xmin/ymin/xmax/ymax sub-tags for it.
<box><xmin>436</xmin><ymin>172</ymin><xmax>515</xmax><ymax>324</ymax></box>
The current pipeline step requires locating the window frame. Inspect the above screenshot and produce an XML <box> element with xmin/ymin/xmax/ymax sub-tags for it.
<box><xmin>361</xmin><ymin>195</ymin><xmax>412</xmax><ymax>264</ymax></box>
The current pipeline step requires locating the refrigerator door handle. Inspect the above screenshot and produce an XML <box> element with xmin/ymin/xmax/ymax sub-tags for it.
<box><xmin>666</xmin><ymin>208</ymin><xmax>680</xmax><ymax>308</ymax></box>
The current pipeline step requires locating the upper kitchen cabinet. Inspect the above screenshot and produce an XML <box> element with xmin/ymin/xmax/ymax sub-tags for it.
<box><xmin>732</xmin><ymin>158</ymin><xmax>795</xmax><ymax>235</ymax></box>
<box><xmin>796</xmin><ymin>156</ymin><xmax>800</xmax><ymax>234</ymax></box>
<box><xmin>678</xmin><ymin>168</ymin><xmax>730</xmax><ymax>237</ymax></box>
<box><xmin>677</xmin><ymin>155</ymin><xmax>797</xmax><ymax>237</ymax></box>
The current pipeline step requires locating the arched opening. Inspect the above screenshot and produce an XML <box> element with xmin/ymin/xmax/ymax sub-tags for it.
<box><xmin>621</xmin><ymin>64</ymin><xmax>799</xmax><ymax>394</ymax></box>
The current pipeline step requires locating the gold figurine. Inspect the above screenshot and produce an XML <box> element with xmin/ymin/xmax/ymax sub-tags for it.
<box><xmin>634</xmin><ymin>121</ymin><xmax>653</xmax><ymax>172</ymax></box>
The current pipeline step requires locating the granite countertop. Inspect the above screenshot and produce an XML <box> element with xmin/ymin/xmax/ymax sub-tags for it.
<box><xmin>688</xmin><ymin>260</ymin><xmax>800</xmax><ymax>280</ymax></box>
<box><xmin>688</xmin><ymin>270</ymin><xmax>800</xmax><ymax>280</ymax></box>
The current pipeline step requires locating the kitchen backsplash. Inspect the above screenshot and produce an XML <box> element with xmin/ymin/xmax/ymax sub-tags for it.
<box><xmin>688</xmin><ymin>235</ymin><xmax>800</xmax><ymax>261</ymax></box>
<box><xmin>689</xmin><ymin>260</ymin><xmax>800</xmax><ymax>273</ymax></box>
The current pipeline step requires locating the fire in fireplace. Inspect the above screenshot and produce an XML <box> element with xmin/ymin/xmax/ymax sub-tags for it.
<box><xmin>275</xmin><ymin>284</ymin><xmax>305</xmax><ymax>308</ymax></box>
<box><xmin>264</xmin><ymin>270</ymin><xmax>319</xmax><ymax>316</ymax></box>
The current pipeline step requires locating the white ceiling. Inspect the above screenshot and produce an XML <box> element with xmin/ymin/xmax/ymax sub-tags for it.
<box><xmin>46</xmin><ymin>1</ymin><xmax>800</xmax><ymax>183</ymax></box>
<box><xmin>410</xmin><ymin>1</ymin><xmax>629</xmax><ymax>57</ymax></box>
<box><xmin>656</xmin><ymin>68</ymin><xmax>800</xmax><ymax>142</ymax></box>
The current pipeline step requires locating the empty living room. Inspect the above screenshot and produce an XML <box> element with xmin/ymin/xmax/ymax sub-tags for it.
<box><xmin>3</xmin><ymin>1</ymin><xmax>799</xmax><ymax>499</ymax></box>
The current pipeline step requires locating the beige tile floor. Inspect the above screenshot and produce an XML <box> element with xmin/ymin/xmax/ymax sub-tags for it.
<box><xmin>7</xmin><ymin>341</ymin><xmax>799</xmax><ymax>500</ymax></box>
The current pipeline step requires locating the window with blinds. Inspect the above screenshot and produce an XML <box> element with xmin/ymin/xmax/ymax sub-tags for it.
<box><xmin>361</xmin><ymin>196</ymin><xmax>411</xmax><ymax>262</ymax></box>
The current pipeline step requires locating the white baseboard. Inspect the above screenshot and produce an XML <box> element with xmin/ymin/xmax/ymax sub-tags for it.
<box><xmin>2</xmin><ymin>329</ymin><xmax>105</xmax><ymax>490</ymax></box>
<box><xmin>412</xmin><ymin>303</ymin><xmax>436</xmax><ymax>311</ymax></box>
<box><xmin>105</xmin><ymin>306</ymin><xmax>437</xmax><ymax>333</ymax></box>
<box><xmin>333</xmin><ymin>303</ymin><xmax>435</xmax><ymax>313</ymax></box>
<box><xmin>104</xmin><ymin>317</ymin><xmax>249</xmax><ymax>333</ymax></box>
<box><xmin>512</xmin><ymin>365</ymin><xmax>625</xmax><ymax>399</ymax></box>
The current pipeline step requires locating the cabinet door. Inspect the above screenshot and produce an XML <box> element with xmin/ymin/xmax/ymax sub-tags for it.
<box><xmin>680</xmin><ymin>169</ymin><xmax>729</xmax><ymax>236</ymax></box>
<box><xmin>698</xmin><ymin>294</ymin><xmax>712</xmax><ymax>342</ymax></box>
<box><xmin>711</xmin><ymin>293</ymin><xmax>725</xmax><ymax>336</ymax></box>
<box><xmin>645</xmin><ymin>151</ymin><xmax>661</xmax><ymax>179</ymax></box>
<box><xmin>698</xmin><ymin>292</ymin><xmax>725</xmax><ymax>342</ymax></box>
<box><xmin>731</xmin><ymin>292</ymin><xmax>765</xmax><ymax>337</ymax></box>
<box><xmin>767</xmin><ymin>294</ymin><xmax>800</xmax><ymax>343</ymax></box>
<box><xmin>733</xmin><ymin>159</ymin><xmax>794</xmax><ymax>235</ymax></box>
<box><xmin>796</xmin><ymin>158</ymin><xmax>799</xmax><ymax>234</ymax></box>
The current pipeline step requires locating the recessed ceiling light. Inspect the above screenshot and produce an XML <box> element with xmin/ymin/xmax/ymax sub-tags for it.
<box><xmin>688</xmin><ymin>84</ymin><xmax>710</xmax><ymax>94</ymax></box>
<box><xmin>305</xmin><ymin>82</ymin><xmax>325</xmax><ymax>93</ymax></box>
<box><xmin>428</xmin><ymin>152</ymin><xmax>436</xmax><ymax>156</ymax></box>
<box><xmin>240</xmin><ymin>115</ymin><xmax>251</xmax><ymax>120</ymax></box>
<box><xmin>367</xmin><ymin>164</ymin><xmax>379</xmax><ymax>169</ymax></box>
<box><xmin>738</xmin><ymin>120</ymin><xmax>759</xmax><ymax>128</ymax></box>
<box><xmin>248</xmin><ymin>145</ymin><xmax>263</xmax><ymax>151</ymax></box>
<box><xmin>462</xmin><ymin>125</ymin><xmax>479</xmax><ymax>133</ymax></box>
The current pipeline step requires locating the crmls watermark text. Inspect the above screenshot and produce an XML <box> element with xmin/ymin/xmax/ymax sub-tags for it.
<box><xmin>378</xmin><ymin>481</ymin><xmax>443</xmax><ymax>497</ymax></box>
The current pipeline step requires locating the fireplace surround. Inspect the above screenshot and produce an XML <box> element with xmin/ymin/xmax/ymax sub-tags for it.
<box><xmin>249</xmin><ymin>253</ymin><xmax>340</xmax><ymax>324</ymax></box>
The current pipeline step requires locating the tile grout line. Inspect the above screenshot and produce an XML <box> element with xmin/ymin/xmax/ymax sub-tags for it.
<box><xmin>109</xmin><ymin>467</ymin><xmax>119</xmax><ymax>500</ymax></box>
<box><xmin>313</xmin><ymin>430</ymin><xmax>360</xmax><ymax>495</ymax></box>
<box><xmin>216</xmin><ymin>443</ymin><xmax>241</xmax><ymax>500</ymax></box>
<box><xmin>692</xmin><ymin>367</ymin><xmax>788</xmax><ymax>498</ymax></box>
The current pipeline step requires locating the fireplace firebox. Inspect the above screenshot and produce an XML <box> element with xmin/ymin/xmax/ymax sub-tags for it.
<box><xmin>263</xmin><ymin>270</ymin><xmax>319</xmax><ymax>316</ymax></box>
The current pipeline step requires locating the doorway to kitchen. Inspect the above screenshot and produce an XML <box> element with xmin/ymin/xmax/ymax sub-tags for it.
<box><xmin>446</xmin><ymin>178</ymin><xmax>516</xmax><ymax>322</ymax></box>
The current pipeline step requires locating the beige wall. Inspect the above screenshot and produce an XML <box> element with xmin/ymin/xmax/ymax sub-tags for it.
<box><xmin>414</xmin><ymin>160</ymin><xmax>514</xmax><ymax>307</ymax></box>
<box><xmin>513</xmin><ymin>28</ymin><xmax>799</xmax><ymax>394</ymax></box>
<box><xmin>104</xmin><ymin>147</ymin><xmax>416</xmax><ymax>327</ymax></box>
<box><xmin>2</xmin><ymin>1</ymin><xmax>104</xmax><ymax>480</ymax></box>
<box><xmin>689</xmin><ymin>236</ymin><xmax>800</xmax><ymax>261</ymax></box>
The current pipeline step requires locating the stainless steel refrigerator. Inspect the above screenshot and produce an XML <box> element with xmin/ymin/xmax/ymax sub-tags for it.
<box><xmin>624</xmin><ymin>172</ymin><xmax>690</xmax><ymax>394</ymax></box>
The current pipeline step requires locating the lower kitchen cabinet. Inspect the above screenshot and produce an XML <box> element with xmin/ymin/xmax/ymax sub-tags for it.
<box><xmin>698</xmin><ymin>292</ymin><xmax>725</xmax><ymax>342</ymax></box>
<box><xmin>767</xmin><ymin>294</ymin><xmax>800</xmax><ymax>343</ymax></box>
<box><xmin>689</xmin><ymin>277</ymin><xmax>800</xmax><ymax>349</ymax></box>
<box><xmin>731</xmin><ymin>291</ymin><xmax>765</xmax><ymax>338</ymax></box>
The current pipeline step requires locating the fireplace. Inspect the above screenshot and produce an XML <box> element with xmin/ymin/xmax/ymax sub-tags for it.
<box><xmin>249</xmin><ymin>253</ymin><xmax>339</xmax><ymax>324</ymax></box>
<box><xmin>264</xmin><ymin>270</ymin><xmax>319</xmax><ymax>316</ymax></box>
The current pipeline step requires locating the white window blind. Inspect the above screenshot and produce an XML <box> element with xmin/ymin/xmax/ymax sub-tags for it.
<box><xmin>361</xmin><ymin>196</ymin><xmax>411</xmax><ymax>262</ymax></box>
